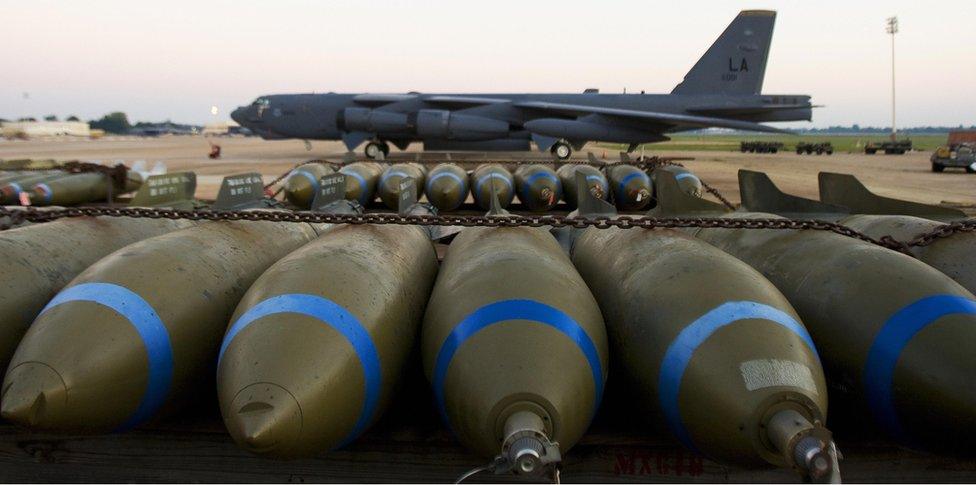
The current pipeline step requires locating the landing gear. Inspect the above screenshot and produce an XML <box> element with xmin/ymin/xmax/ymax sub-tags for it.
<box><xmin>550</xmin><ymin>141</ymin><xmax>572</xmax><ymax>160</ymax></box>
<box><xmin>364</xmin><ymin>141</ymin><xmax>390</xmax><ymax>160</ymax></box>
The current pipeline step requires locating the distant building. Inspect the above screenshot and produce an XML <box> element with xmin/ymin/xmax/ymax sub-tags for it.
<box><xmin>1</xmin><ymin>120</ymin><xmax>91</xmax><ymax>138</ymax></box>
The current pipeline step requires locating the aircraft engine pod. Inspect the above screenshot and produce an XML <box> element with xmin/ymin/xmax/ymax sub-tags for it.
<box><xmin>608</xmin><ymin>165</ymin><xmax>652</xmax><ymax>210</ymax></box>
<box><xmin>556</xmin><ymin>165</ymin><xmax>608</xmax><ymax>209</ymax></box>
<box><xmin>338</xmin><ymin>162</ymin><xmax>383</xmax><ymax>206</ymax></box>
<box><xmin>424</xmin><ymin>164</ymin><xmax>468</xmax><ymax>212</ymax></box>
<box><xmin>422</xmin><ymin>225</ymin><xmax>608</xmax><ymax>477</ymax></box>
<box><xmin>470</xmin><ymin>164</ymin><xmax>515</xmax><ymax>211</ymax></box>
<box><xmin>378</xmin><ymin>163</ymin><xmax>426</xmax><ymax>210</ymax></box>
<box><xmin>217</xmin><ymin>223</ymin><xmax>438</xmax><ymax>458</ymax></box>
<box><xmin>839</xmin><ymin>215</ymin><xmax>976</xmax><ymax>296</ymax></box>
<box><xmin>30</xmin><ymin>172</ymin><xmax>140</xmax><ymax>206</ymax></box>
<box><xmin>0</xmin><ymin>217</ymin><xmax>193</xmax><ymax>377</ymax></box>
<box><xmin>572</xmin><ymin>226</ymin><xmax>834</xmax><ymax>476</ymax></box>
<box><xmin>1</xmin><ymin>220</ymin><xmax>319</xmax><ymax>432</ymax></box>
<box><xmin>284</xmin><ymin>163</ymin><xmax>334</xmax><ymax>209</ymax></box>
<box><xmin>692</xmin><ymin>213</ymin><xmax>976</xmax><ymax>449</ymax></box>
<box><xmin>415</xmin><ymin>110</ymin><xmax>510</xmax><ymax>141</ymax></box>
<box><xmin>514</xmin><ymin>164</ymin><xmax>562</xmax><ymax>212</ymax></box>
<box><xmin>653</xmin><ymin>165</ymin><xmax>703</xmax><ymax>198</ymax></box>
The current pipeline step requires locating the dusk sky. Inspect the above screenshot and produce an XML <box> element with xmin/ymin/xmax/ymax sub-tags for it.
<box><xmin>3</xmin><ymin>0</ymin><xmax>974</xmax><ymax>127</ymax></box>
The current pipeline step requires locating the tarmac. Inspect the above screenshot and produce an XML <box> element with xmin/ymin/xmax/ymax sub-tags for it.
<box><xmin>1</xmin><ymin>135</ymin><xmax>973</xmax><ymax>209</ymax></box>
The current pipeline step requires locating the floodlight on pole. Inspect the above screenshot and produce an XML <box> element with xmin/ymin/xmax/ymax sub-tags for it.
<box><xmin>886</xmin><ymin>16</ymin><xmax>898</xmax><ymax>141</ymax></box>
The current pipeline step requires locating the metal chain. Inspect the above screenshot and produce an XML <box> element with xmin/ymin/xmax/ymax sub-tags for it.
<box><xmin>905</xmin><ymin>218</ymin><xmax>976</xmax><ymax>247</ymax></box>
<box><xmin>0</xmin><ymin>204</ymin><xmax>924</xmax><ymax>254</ymax></box>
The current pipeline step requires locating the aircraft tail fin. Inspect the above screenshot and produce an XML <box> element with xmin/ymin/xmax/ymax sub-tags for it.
<box><xmin>671</xmin><ymin>10</ymin><xmax>775</xmax><ymax>96</ymax></box>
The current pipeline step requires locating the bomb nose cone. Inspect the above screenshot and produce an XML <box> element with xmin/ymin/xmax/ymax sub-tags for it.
<box><xmin>225</xmin><ymin>383</ymin><xmax>302</xmax><ymax>456</ymax></box>
<box><xmin>1</xmin><ymin>362</ymin><xmax>67</xmax><ymax>428</ymax></box>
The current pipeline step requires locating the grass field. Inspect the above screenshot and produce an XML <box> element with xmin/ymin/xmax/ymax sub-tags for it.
<box><xmin>597</xmin><ymin>134</ymin><xmax>948</xmax><ymax>153</ymax></box>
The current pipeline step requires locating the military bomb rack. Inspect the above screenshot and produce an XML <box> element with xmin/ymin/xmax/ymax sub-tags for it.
<box><xmin>1</xmin><ymin>155</ymin><xmax>975</xmax><ymax>483</ymax></box>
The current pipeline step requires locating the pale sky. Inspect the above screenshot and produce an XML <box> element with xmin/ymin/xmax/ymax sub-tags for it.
<box><xmin>2</xmin><ymin>0</ymin><xmax>975</xmax><ymax>127</ymax></box>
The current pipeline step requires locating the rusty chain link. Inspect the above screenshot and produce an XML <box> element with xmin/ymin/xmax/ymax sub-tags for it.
<box><xmin>905</xmin><ymin>218</ymin><xmax>976</xmax><ymax>247</ymax></box>
<box><xmin>1</xmin><ymin>204</ymin><xmax>954</xmax><ymax>255</ymax></box>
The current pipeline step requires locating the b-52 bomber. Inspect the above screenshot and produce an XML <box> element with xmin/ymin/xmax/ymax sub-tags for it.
<box><xmin>231</xmin><ymin>10</ymin><xmax>812</xmax><ymax>160</ymax></box>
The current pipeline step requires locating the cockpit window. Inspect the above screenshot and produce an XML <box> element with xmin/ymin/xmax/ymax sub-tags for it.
<box><xmin>253</xmin><ymin>98</ymin><xmax>271</xmax><ymax>107</ymax></box>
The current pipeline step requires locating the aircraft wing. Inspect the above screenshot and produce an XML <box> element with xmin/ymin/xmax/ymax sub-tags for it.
<box><xmin>424</xmin><ymin>95</ymin><xmax>510</xmax><ymax>108</ymax></box>
<box><xmin>513</xmin><ymin>101</ymin><xmax>794</xmax><ymax>134</ymax></box>
<box><xmin>688</xmin><ymin>104</ymin><xmax>814</xmax><ymax>116</ymax></box>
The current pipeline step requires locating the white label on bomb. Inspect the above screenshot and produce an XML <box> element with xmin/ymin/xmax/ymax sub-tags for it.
<box><xmin>739</xmin><ymin>359</ymin><xmax>817</xmax><ymax>395</ymax></box>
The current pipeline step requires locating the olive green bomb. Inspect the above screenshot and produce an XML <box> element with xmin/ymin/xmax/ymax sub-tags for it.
<box><xmin>556</xmin><ymin>164</ymin><xmax>608</xmax><ymax>209</ymax></box>
<box><xmin>217</xmin><ymin>218</ymin><xmax>438</xmax><ymax>457</ymax></box>
<box><xmin>424</xmin><ymin>163</ymin><xmax>468</xmax><ymax>211</ymax></box>
<box><xmin>283</xmin><ymin>163</ymin><xmax>335</xmax><ymax>209</ymax></box>
<box><xmin>378</xmin><ymin>163</ymin><xmax>426</xmax><ymax>210</ymax></box>
<box><xmin>1</xmin><ymin>180</ymin><xmax>321</xmax><ymax>432</ymax></box>
<box><xmin>663</xmin><ymin>169</ymin><xmax>976</xmax><ymax>449</ymax></box>
<box><xmin>570</xmin><ymin>174</ymin><xmax>834</xmax><ymax>478</ymax></box>
<box><xmin>514</xmin><ymin>164</ymin><xmax>562</xmax><ymax>212</ymax></box>
<box><xmin>422</xmin><ymin>217</ymin><xmax>608</xmax><ymax>477</ymax></box>
<box><xmin>470</xmin><ymin>164</ymin><xmax>515</xmax><ymax>211</ymax></box>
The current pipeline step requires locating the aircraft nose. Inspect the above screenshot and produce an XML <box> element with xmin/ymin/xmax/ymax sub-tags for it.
<box><xmin>230</xmin><ymin>107</ymin><xmax>247</xmax><ymax>125</ymax></box>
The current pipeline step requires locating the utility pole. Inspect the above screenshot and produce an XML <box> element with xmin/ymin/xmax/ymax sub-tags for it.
<box><xmin>886</xmin><ymin>16</ymin><xmax>899</xmax><ymax>141</ymax></box>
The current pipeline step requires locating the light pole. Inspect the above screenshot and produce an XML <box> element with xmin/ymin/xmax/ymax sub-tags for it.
<box><xmin>886</xmin><ymin>16</ymin><xmax>899</xmax><ymax>141</ymax></box>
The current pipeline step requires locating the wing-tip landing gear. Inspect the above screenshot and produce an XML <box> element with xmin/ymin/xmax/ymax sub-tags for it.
<box><xmin>364</xmin><ymin>141</ymin><xmax>390</xmax><ymax>160</ymax></box>
<box><xmin>550</xmin><ymin>141</ymin><xmax>573</xmax><ymax>160</ymax></box>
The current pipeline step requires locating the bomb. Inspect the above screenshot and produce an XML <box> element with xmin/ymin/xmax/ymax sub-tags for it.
<box><xmin>378</xmin><ymin>163</ymin><xmax>426</xmax><ymax>210</ymax></box>
<box><xmin>470</xmin><ymin>164</ymin><xmax>515</xmax><ymax>211</ymax></box>
<box><xmin>30</xmin><ymin>171</ymin><xmax>141</xmax><ymax>206</ymax></box>
<box><xmin>570</xmin><ymin>176</ymin><xmax>835</xmax><ymax>478</ymax></box>
<box><xmin>0</xmin><ymin>216</ymin><xmax>193</xmax><ymax>375</ymax></box>
<box><xmin>607</xmin><ymin>165</ymin><xmax>651</xmax><ymax>211</ymax></box>
<box><xmin>841</xmin><ymin>215</ymin><xmax>976</xmax><ymax>296</ymax></box>
<box><xmin>649</xmin><ymin>166</ymin><xmax>976</xmax><ymax>449</ymax></box>
<box><xmin>283</xmin><ymin>163</ymin><xmax>335</xmax><ymax>209</ymax></box>
<box><xmin>338</xmin><ymin>162</ymin><xmax>383</xmax><ymax>205</ymax></box>
<box><xmin>555</xmin><ymin>164</ymin><xmax>608</xmax><ymax>209</ymax></box>
<box><xmin>652</xmin><ymin>165</ymin><xmax>703</xmax><ymax>197</ymax></box>
<box><xmin>217</xmin><ymin>224</ymin><xmax>437</xmax><ymax>457</ymax></box>
<box><xmin>737</xmin><ymin>169</ymin><xmax>975</xmax><ymax>295</ymax></box>
<box><xmin>1</xmin><ymin>178</ymin><xmax>322</xmax><ymax>432</ymax></box>
<box><xmin>514</xmin><ymin>164</ymin><xmax>562</xmax><ymax>212</ymax></box>
<box><xmin>422</xmin><ymin>219</ymin><xmax>607</xmax><ymax>477</ymax></box>
<box><xmin>0</xmin><ymin>172</ymin><xmax>66</xmax><ymax>204</ymax></box>
<box><xmin>424</xmin><ymin>164</ymin><xmax>468</xmax><ymax>211</ymax></box>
